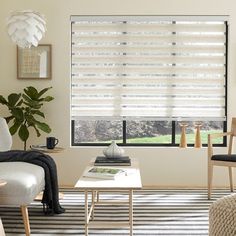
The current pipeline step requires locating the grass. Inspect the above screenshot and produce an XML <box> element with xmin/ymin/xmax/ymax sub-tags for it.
<box><xmin>127</xmin><ymin>130</ymin><xmax>223</xmax><ymax>144</ymax></box>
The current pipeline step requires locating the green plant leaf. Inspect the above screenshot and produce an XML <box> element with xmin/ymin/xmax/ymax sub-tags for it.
<box><xmin>9</xmin><ymin>121</ymin><xmax>21</xmax><ymax>135</ymax></box>
<box><xmin>35</xmin><ymin>122</ymin><xmax>51</xmax><ymax>133</ymax></box>
<box><xmin>40</xmin><ymin>96</ymin><xmax>54</xmax><ymax>102</ymax></box>
<box><xmin>25</xmin><ymin>114</ymin><xmax>35</xmax><ymax>126</ymax></box>
<box><xmin>16</xmin><ymin>99</ymin><xmax>23</xmax><ymax>107</ymax></box>
<box><xmin>31</xmin><ymin>110</ymin><xmax>45</xmax><ymax>118</ymax></box>
<box><xmin>0</xmin><ymin>95</ymin><xmax>7</xmax><ymax>105</ymax></box>
<box><xmin>37</xmin><ymin>87</ymin><xmax>52</xmax><ymax>98</ymax></box>
<box><xmin>23</xmin><ymin>101</ymin><xmax>42</xmax><ymax>109</ymax></box>
<box><xmin>25</xmin><ymin>113</ymin><xmax>43</xmax><ymax>127</ymax></box>
<box><xmin>11</xmin><ymin>107</ymin><xmax>24</xmax><ymax>122</ymax></box>
<box><xmin>22</xmin><ymin>94</ymin><xmax>42</xmax><ymax>108</ymax></box>
<box><xmin>18</xmin><ymin>124</ymin><xmax>29</xmax><ymax>142</ymax></box>
<box><xmin>24</xmin><ymin>87</ymin><xmax>38</xmax><ymax>100</ymax></box>
<box><xmin>8</xmin><ymin>93</ymin><xmax>21</xmax><ymax>107</ymax></box>
<box><xmin>32</xmin><ymin>124</ymin><xmax>41</xmax><ymax>137</ymax></box>
<box><xmin>22</xmin><ymin>94</ymin><xmax>33</xmax><ymax>103</ymax></box>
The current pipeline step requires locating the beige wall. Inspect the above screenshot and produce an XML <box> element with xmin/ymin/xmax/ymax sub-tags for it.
<box><xmin>1</xmin><ymin>0</ymin><xmax>236</xmax><ymax>187</ymax></box>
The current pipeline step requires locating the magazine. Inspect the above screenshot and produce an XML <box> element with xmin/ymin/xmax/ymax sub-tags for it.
<box><xmin>84</xmin><ymin>167</ymin><xmax>126</xmax><ymax>180</ymax></box>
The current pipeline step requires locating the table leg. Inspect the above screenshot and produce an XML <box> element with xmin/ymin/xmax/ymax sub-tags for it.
<box><xmin>129</xmin><ymin>189</ymin><xmax>133</xmax><ymax>236</ymax></box>
<box><xmin>91</xmin><ymin>191</ymin><xmax>95</xmax><ymax>220</ymax></box>
<box><xmin>85</xmin><ymin>190</ymin><xmax>88</xmax><ymax>236</ymax></box>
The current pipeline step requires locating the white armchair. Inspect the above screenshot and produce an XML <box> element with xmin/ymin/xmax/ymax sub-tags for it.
<box><xmin>0</xmin><ymin>117</ymin><xmax>45</xmax><ymax>236</ymax></box>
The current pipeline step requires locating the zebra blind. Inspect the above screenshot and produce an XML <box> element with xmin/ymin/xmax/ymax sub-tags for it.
<box><xmin>71</xmin><ymin>16</ymin><xmax>227</xmax><ymax>121</ymax></box>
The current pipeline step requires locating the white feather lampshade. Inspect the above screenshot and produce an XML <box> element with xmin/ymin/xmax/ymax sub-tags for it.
<box><xmin>0</xmin><ymin>117</ymin><xmax>12</xmax><ymax>151</ymax></box>
<box><xmin>6</xmin><ymin>10</ymin><xmax>46</xmax><ymax>48</ymax></box>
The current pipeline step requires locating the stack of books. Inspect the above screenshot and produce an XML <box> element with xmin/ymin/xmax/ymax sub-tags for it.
<box><xmin>94</xmin><ymin>156</ymin><xmax>131</xmax><ymax>166</ymax></box>
<box><xmin>84</xmin><ymin>167</ymin><xmax>126</xmax><ymax>180</ymax></box>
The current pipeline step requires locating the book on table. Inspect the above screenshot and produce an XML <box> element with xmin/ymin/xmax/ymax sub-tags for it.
<box><xmin>94</xmin><ymin>156</ymin><xmax>131</xmax><ymax>166</ymax></box>
<box><xmin>83</xmin><ymin>167</ymin><xmax>126</xmax><ymax>180</ymax></box>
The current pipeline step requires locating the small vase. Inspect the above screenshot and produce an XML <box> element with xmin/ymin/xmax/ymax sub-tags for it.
<box><xmin>179</xmin><ymin>122</ymin><xmax>188</xmax><ymax>148</ymax></box>
<box><xmin>103</xmin><ymin>140</ymin><xmax>124</xmax><ymax>158</ymax></box>
<box><xmin>194</xmin><ymin>123</ymin><xmax>202</xmax><ymax>148</ymax></box>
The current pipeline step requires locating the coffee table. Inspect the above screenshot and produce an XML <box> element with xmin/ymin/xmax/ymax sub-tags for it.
<box><xmin>75</xmin><ymin>158</ymin><xmax>142</xmax><ymax>236</ymax></box>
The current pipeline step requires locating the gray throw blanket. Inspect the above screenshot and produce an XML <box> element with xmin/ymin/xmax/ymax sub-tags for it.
<box><xmin>0</xmin><ymin>150</ymin><xmax>65</xmax><ymax>214</ymax></box>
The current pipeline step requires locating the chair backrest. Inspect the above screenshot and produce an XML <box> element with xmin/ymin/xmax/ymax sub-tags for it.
<box><xmin>231</xmin><ymin>118</ymin><xmax>236</xmax><ymax>136</ymax></box>
<box><xmin>228</xmin><ymin>118</ymin><xmax>236</xmax><ymax>154</ymax></box>
<box><xmin>0</xmin><ymin>117</ymin><xmax>12</xmax><ymax>151</ymax></box>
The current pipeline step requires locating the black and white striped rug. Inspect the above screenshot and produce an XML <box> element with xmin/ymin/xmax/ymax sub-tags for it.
<box><xmin>0</xmin><ymin>188</ymin><xmax>232</xmax><ymax>235</ymax></box>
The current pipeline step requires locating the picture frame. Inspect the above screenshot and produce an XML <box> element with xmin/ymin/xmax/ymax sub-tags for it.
<box><xmin>17</xmin><ymin>44</ymin><xmax>52</xmax><ymax>79</ymax></box>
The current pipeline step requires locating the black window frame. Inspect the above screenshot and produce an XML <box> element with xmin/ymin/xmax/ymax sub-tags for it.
<box><xmin>71</xmin><ymin>120</ymin><xmax>227</xmax><ymax>147</ymax></box>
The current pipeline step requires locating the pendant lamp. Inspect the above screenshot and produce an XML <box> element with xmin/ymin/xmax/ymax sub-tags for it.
<box><xmin>6</xmin><ymin>10</ymin><xmax>46</xmax><ymax>48</ymax></box>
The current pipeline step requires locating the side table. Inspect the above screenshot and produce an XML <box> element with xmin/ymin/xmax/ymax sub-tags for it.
<box><xmin>30</xmin><ymin>145</ymin><xmax>64</xmax><ymax>153</ymax></box>
<box><xmin>0</xmin><ymin>180</ymin><xmax>7</xmax><ymax>236</ymax></box>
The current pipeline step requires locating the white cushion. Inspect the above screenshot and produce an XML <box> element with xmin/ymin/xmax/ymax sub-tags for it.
<box><xmin>0</xmin><ymin>117</ymin><xmax>12</xmax><ymax>151</ymax></box>
<box><xmin>0</xmin><ymin>162</ymin><xmax>45</xmax><ymax>205</ymax></box>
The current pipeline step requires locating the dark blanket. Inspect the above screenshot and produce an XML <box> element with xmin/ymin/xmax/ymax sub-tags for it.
<box><xmin>0</xmin><ymin>150</ymin><xmax>65</xmax><ymax>214</ymax></box>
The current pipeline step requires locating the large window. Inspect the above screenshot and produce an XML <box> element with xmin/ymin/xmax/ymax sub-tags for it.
<box><xmin>71</xmin><ymin>16</ymin><xmax>227</xmax><ymax>146</ymax></box>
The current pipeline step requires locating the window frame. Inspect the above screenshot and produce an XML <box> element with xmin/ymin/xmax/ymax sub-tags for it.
<box><xmin>71</xmin><ymin>120</ymin><xmax>227</xmax><ymax>147</ymax></box>
<box><xmin>70</xmin><ymin>15</ymin><xmax>228</xmax><ymax>147</ymax></box>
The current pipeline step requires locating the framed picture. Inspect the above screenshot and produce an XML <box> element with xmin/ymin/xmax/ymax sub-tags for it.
<box><xmin>17</xmin><ymin>44</ymin><xmax>51</xmax><ymax>79</ymax></box>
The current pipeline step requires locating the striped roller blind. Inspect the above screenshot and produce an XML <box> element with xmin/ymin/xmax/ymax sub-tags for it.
<box><xmin>71</xmin><ymin>16</ymin><xmax>227</xmax><ymax>121</ymax></box>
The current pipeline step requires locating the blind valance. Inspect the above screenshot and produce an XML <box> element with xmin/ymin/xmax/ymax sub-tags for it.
<box><xmin>71</xmin><ymin>16</ymin><xmax>227</xmax><ymax>121</ymax></box>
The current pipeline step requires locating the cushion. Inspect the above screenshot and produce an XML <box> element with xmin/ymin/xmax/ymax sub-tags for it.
<box><xmin>0</xmin><ymin>162</ymin><xmax>45</xmax><ymax>205</ymax></box>
<box><xmin>0</xmin><ymin>117</ymin><xmax>12</xmax><ymax>151</ymax></box>
<box><xmin>211</xmin><ymin>154</ymin><xmax>236</xmax><ymax>162</ymax></box>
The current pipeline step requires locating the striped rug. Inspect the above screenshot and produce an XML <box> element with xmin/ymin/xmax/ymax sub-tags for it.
<box><xmin>0</xmin><ymin>188</ymin><xmax>232</xmax><ymax>235</ymax></box>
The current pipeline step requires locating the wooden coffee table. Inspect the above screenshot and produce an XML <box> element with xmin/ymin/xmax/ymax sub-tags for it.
<box><xmin>75</xmin><ymin>158</ymin><xmax>142</xmax><ymax>236</ymax></box>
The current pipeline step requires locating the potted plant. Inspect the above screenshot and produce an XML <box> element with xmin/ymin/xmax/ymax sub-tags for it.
<box><xmin>0</xmin><ymin>86</ymin><xmax>54</xmax><ymax>150</ymax></box>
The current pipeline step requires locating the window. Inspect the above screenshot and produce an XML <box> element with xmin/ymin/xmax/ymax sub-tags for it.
<box><xmin>71</xmin><ymin>16</ymin><xmax>227</xmax><ymax>146</ymax></box>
